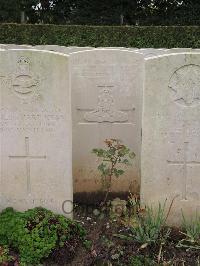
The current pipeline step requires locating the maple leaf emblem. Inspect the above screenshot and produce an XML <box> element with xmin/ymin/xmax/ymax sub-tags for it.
<box><xmin>169</xmin><ymin>64</ymin><xmax>200</xmax><ymax>106</ymax></box>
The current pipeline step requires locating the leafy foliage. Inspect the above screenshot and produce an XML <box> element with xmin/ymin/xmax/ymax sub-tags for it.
<box><xmin>0</xmin><ymin>0</ymin><xmax>200</xmax><ymax>25</ymax></box>
<box><xmin>129</xmin><ymin>255</ymin><xmax>156</xmax><ymax>266</ymax></box>
<box><xmin>115</xmin><ymin>202</ymin><xmax>170</xmax><ymax>247</ymax></box>
<box><xmin>0</xmin><ymin>207</ymin><xmax>86</xmax><ymax>265</ymax></box>
<box><xmin>0</xmin><ymin>0</ymin><xmax>38</xmax><ymax>23</ymax></box>
<box><xmin>92</xmin><ymin>139</ymin><xmax>135</xmax><ymax>202</ymax></box>
<box><xmin>0</xmin><ymin>245</ymin><xmax>14</xmax><ymax>264</ymax></box>
<box><xmin>130</xmin><ymin>203</ymin><xmax>170</xmax><ymax>245</ymax></box>
<box><xmin>0</xmin><ymin>24</ymin><xmax>200</xmax><ymax>48</ymax></box>
<box><xmin>176</xmin><ymin>212</ymin><xmax>200</xmax><ymax>250</ymax></box>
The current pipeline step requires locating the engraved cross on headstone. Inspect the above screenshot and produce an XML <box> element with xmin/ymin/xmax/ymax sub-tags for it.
<box><xmin>167</xmin><ymin>141</ymin><xmax>200</xmax><ymax>200</ymax></box>
<box><xmin>9</xmin><ymin>137</ymin><xmax>46</xmax><ymax>195</ymax></box>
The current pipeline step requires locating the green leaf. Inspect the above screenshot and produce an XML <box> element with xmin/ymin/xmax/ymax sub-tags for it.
<box><xmin>122</xmin><ymin>159</ymin><xmax>131</xmax><ymax>165</ymax></box>
<box><xmin>129</xmin><ymin>151</ymin><xmax>136</xmax><ymax>159</ymax></box>
<box><xmin>108</xmin><ymin>147</ymin><xmax>116</xmax><ymax>155</ymax></box>
<box><xmin>117</xmin><ymin>169</ymin><xmax>124</xmax><ymax>175</ymax></box>
<box><xmin>92</xmin><ymin>148</ymin><xmax>107</xmax><ymax>158</ymax></box>
<box><xmin>113</xmin><ymin>168</ymin><xmax>124</xmax><ymax>177</ymax></box>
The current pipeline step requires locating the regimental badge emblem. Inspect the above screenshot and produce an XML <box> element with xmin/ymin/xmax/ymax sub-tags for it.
<box><xmin>8</xmin><ymin>56</ymin><xmax>41</xmax><ymax>104</ymax></box>
<box><xmin>169</xmin><ymin>64</ymin><xmax>200</xmax><ymax>107</ymax></box>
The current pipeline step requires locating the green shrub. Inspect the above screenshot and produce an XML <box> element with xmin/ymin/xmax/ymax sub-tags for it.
<box><xmin>92</xmin><ymin>138</ymin><xmax>135</xmax><ymax>203</ymax></box>
<box><xmin>0</xmin><ymin>245</ymin><xmax>14</xmax><ymax>264</ymax></box>
<box><xmin>0</xmin><ymin>24</ymin><xmax>200</xmax><ymax>48</ymax></box>
<box><xmin>0</xmin><ymin>207</ymin><xmax>86</xmax><ymax>265</ymax></box>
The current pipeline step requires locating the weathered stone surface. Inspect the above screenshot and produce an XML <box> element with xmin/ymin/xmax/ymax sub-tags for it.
<box><xmin>3</xmin><ymin>44</ymin><xmax>33</xmax><ymax>49</ymax></box>
<box><xmin>97</xmin><ymin>47</ymin><xmax>137</xmax><ymax>50</ymax></box>
<box><xmin>65</xmin><ymin>47</ymin><xmax>94</xmax><ymax>53</ymax></box>
<box><xmin>34</xmin><ymin>45</ymin><xmax>67</xmax><ymax>53</ymax></box>
<box><xmin>34</xmin><ymin>45</ymin><xmax>94</xmax><ymax>54</ymax></box>
<box><xmin>0</xmin><ymin>50</ymin><xmax>72</xmax><ymax>216</ymax></box>
<box><xmin>141</xmin><ymin>53</ymin><xmax>200</xmax><ymax>225</ymax></box>
<box><xmin>138</xmin><ymin>48</ymin><xmax>169</xmax><ymax>57</ymax></box>
<box><xmin>70</xmin><ymin>49</ymin><xmax>144</xmax><ymax>193</ymax></box>
<box><xmin>170</xmin><ymin>48</ymin><xmax>193</xmax><ymax>53</ymax></box>
<box><xmin>0</xmin><ymin>44</ymin><xmax>7</xmax><ymax>49</ymax></box>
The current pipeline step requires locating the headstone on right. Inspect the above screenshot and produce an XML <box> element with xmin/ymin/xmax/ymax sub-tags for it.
<box><xmin>169</xmin><ymin>48</ymin><xmax>192</xmax><ymax>53</ymax></box>
<box><xmin>141</xmin><ymin>53</ymin><xmax>200</xmax><ymax>225</ymax></box>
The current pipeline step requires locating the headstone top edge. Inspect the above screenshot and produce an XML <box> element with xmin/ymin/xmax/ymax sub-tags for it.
<box><xmin>145</xmin><ymin>52</ymin><xmax>200</xmax><ymax>61</ymax></box>
<box><xmin>0</xmin><ymin>49</ymin><xmax>70</xmax><ymax>58</ymax></box>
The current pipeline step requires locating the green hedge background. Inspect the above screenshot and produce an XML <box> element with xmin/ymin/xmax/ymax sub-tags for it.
<box><xmin>0</xmin><ymin>23</ymin><xmax>200</xmax><ymax>48</ymax></box>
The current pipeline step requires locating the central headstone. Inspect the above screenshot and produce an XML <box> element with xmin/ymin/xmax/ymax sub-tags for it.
<box><xmin>70</xmin><ymin>49</ymin><xmax>144</xmax><ymax>193</ymax></box>
<box><xmin>0</xmin><ymin>50</ymin><xmax>72</xmax><ymax>216</ymax></box>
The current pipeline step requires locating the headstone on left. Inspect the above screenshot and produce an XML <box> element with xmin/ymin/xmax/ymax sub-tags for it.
<box><xmin>0</xmin><ymin>50</ymin><xmax>72</xmax><ymax>216</ymax></box>
<box><xmin>3</xmin><ymin>44</ymin><xmax>33</xmax><ymax>49</ymax></box>
<box><xmin>34</xmin><ymin>45</ymin><xmax>94</xmax><ymax>54</ymax></box>
<box><xmin>0</xmin><ymin>44</ymin><xmax>7</xmax><ymax>49</ymax></box>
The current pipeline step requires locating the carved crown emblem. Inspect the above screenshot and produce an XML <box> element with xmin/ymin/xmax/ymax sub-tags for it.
<box><xmin>8</xmin><ymin>56</ymin><xmax>41</xmax><ymax>103</ymax></box>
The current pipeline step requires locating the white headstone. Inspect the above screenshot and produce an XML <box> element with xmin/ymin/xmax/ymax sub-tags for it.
<box><xmin>97</xmin><ymin>47</ymin><xmax>132</xmax><ymax>49</ymax></box>
<box><xmin>0</xmin><ymin>50</ymin><xmax>72</xmax><ymax>216</ymax></box>
<box><xmin>34</xmin><ymin>45</ymin><xmax>69</xmax><ymax>53</ymax></box>
<box><xmin>169</xmin><ymin>48</ymin><xmax>193</xmax><ymax>53</ymax></box>
<box><xmin>65</xmin><ymin>47</ymin><xmax>94</xmax><ymax>53</ymax></box>
<box><xmin>0</xmin><ymin>44</ymin><xmax>7</xmax><ymax>49</ymax></box>
<box><xmin>126</xmin><ymin>48</ymin><xmax>139</xmax><ymax>51</ymax></box>
<box><xmin>3</xmin><ymin>44</ymin><xmax>33</xmax><ymax>49</ymax></box>
<box><xmin>96</xmin><ymin>47</ymin><xmax>139</xmax><ymax>52</ymax></box>
<box><xmin>138</xmin><ymin>48</ymin><xmax>169</xmax><ymax>58</ymax></box>
<box><xmin>70</xmin><ymin>49</ymin><xmax>144</xmax><ymax>193</ymax></box>
<box><xmin>141</xmin><ymin>53</ymin><xmax>200</xmax><ymax>225</ymax></box>
<box><xmin>34</xmin><ymin>45</ymin><xmax>94</xmax><ymax>54</ymax></box>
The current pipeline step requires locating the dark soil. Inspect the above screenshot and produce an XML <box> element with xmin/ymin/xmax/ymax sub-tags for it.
<box><xmin>66</xmin><ymin>204</ymin><xmax>200</xmax><ymax>266</ymax></box>
<box><xmin>2</xmin><ymin>203</ymin><xmax>200</xmax><ymax>266</ymax></box>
